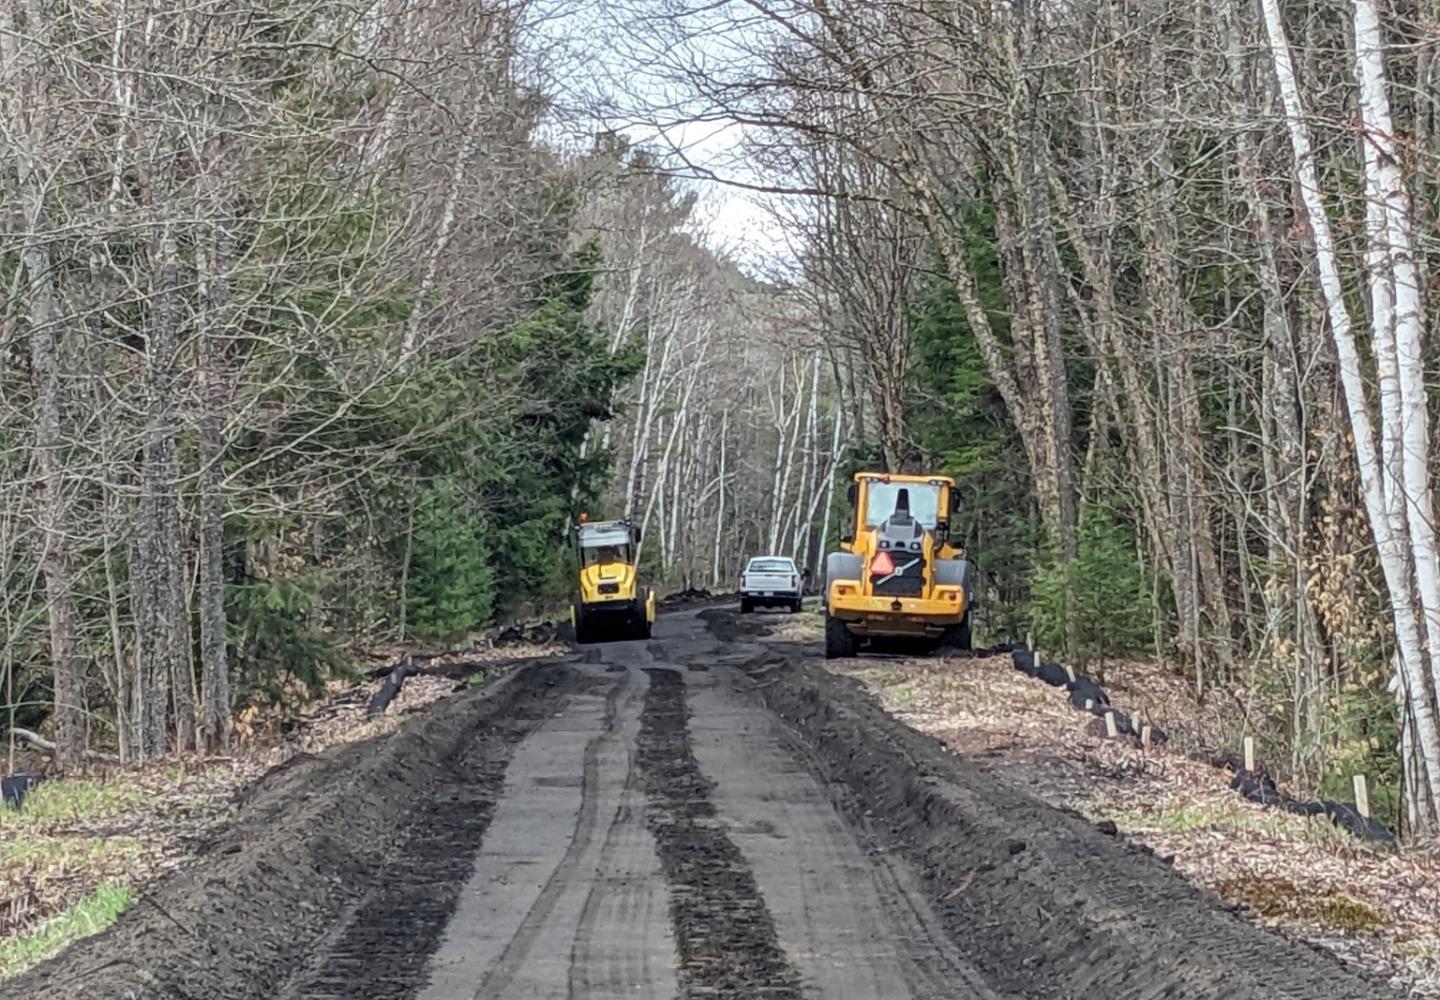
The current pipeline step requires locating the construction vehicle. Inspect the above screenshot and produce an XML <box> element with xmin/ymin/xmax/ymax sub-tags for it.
<box><xmin>822</xmin><ymin>472</ymin><xmax>973</xmax><ymax>658</ymax></box>
<box><xmin>569</xmin><ymin>514</ymin><xmax>656</xmax><ymax>643</ymax></box>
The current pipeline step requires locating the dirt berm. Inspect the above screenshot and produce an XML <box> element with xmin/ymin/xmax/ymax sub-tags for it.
<box><xmin>0</xmin><ymin>663</ymin><xmax>569</xmax><ymax>1000</ymax></box>
<box><xmin>718</xmin><ymin>613</ymin><xmax>1400</xmax><ymax>1000</ymax></box>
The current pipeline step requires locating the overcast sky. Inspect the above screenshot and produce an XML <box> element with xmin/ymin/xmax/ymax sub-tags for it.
<box><xmin>531</xmin><ymin>1</ymin><xmax>799</xmax><ymax>271</ymax></box>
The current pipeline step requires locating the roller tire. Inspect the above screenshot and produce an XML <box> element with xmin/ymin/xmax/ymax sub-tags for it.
<box><xmin>571</xmin><ymin>595</ymin><xmax>589</xmax><ymax>645</ymax></box>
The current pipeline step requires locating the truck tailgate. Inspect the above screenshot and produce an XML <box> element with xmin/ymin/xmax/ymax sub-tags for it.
<box><xmin>744</xmin><ymin>572</ymin><xmax>797</xmax><ymax>592</ymax></box>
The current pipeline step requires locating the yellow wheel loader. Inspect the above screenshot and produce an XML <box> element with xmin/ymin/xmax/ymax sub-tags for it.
<box><xmin>823</xmin><ymin>472</ymin><xmax>973</xmax><ymax>659</ymax></box>
<box><xmin>569</xmin><ymin>515</ymin><xmax>656</xmax><ymax>643</ymax></box>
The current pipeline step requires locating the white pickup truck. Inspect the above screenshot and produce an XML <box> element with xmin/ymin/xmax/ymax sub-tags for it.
<box><xmin>739</xmin><ymin>555</ymin><xmax>803</xmax><ymax>614</ymax></box>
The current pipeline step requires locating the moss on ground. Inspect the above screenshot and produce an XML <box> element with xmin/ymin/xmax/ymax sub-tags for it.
<box><xmin>1213</xmin><ymin>876</ymin><xmax>1391</xmax><ymax>934</ymax></box>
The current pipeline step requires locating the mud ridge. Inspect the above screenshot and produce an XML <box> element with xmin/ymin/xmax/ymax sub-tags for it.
<box><xmin>636</xmin><ymin>667</ymin><xmax>803</xmax><ymax>999</ymax></box>
<box><xmin>2</xmin><ymin>663</ymin><xmax>572</xmax><ymax>1000</ymax></box>
<box><xmin>708</xmin><ymin>613</ymin><xmax>1401</xmax><ymax>1000</ymax></box>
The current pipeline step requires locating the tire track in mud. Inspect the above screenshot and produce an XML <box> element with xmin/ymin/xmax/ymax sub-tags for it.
<box><xmin>564</xmin><ymin>688</ymin><xmax>666</xmax><ymax>999</ymax></box>
<box><xmin>469</xmin><ymin>676</ymin><xmax>626</xmax><ymax>999</ymax></box>
<box><xmin>280</xmin><ymin>671</ymin><xmax>566</xmax><ymax>1000</ymax></box>
<box><xmin>637</xmin><ymin>667</ymin><xmax>803</xmax><ymax>1000</ymax></box>
<box><xmin>719</xmin><ymin>620</ymin><xmax>1402</xmax><ymax>1000</ymax></box>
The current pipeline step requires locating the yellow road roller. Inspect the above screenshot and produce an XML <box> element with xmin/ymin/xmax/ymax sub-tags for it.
<box><xmin>570</xmin><ymin>514</ymin><xmax>656</xmax><ymax>643</ymax></box>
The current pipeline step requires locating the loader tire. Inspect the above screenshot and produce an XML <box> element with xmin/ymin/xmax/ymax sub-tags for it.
<box><xmin>939</xmin><ymin>610</ymin><xmax>972</xmax><ymax>652</ymax></box>
<box><xmin>824</xmin><ymin>610</ymin><xmax>858</xmax><ymax>659</ymax></box>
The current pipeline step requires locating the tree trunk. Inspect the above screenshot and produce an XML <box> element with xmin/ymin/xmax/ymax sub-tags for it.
<box><xmin>197</xmin><ymin>224</ymin><xmax>232</xmax><ymax>754</ymax></box>
<box><xmin>2</xmin><ymin>8</ymin><xmax>86</xmax><ymax>771</ymax></box>
<box><xmin>1262</xmin><ymin>0</ymin><xmax>1440</xmax><ymax>823</ymax></box>
<box><xmin>711</xmin><ymin>410</ymin><xmax>728</xmax><ymax>587</ymax></box>
<box><xmin>136</xmin><ymin>225</ymin><xmax>190</xmax><ymax>758</ymax></box>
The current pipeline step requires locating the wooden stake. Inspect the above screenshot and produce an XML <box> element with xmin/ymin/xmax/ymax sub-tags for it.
<box><xmin>1104</xmin><ymin>712</ymin><xmax>1118</xmax><ymax>738</ymax></box>
<box><xmin>1243</xmin><ymin>736</ymin><xmax>1255</xmax><ymax>773</ymax></box>
<box><xmin>1065</xmin><ymin>665</ymin><xmax>1076</xmax><ymax>683</ymax></box>
<box><xmin>1353</xmin><ymin>774</ymin><xmax>1371</xmax><ymax>819</ymax></box>
<box><xmin>1141</xmin><ymin>725</ymin><xmax>1153</xmax><ymax>750</ymax></box>
<box><xmin>1084</xmin><ymin>698</ymin><xmax>1094</xmax><ymax>711</ymax></box>
<box><xmin>1026</xmin><ymin>631</ymin><xmax>1034</xmax><ymax>652</ymax></box>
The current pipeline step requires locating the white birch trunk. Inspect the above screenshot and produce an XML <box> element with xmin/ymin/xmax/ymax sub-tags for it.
<box><xmin>712</xmin><ymin>409</ymin><xmax>728</xmax><ymax>587</ymax></box>
<box><xmin>1262</xmin><ymin>0</ymin><xmax>1440</xmax><ymax>821</ymax></box>
<box><xmin>401</xmin><ymin>87</ymin><xmax>489</xmax><ymax>359</ymax></box>
<box><xmin>816</xmin><ymin>415</ymin><xmax>843</xmax><ymax>579</ymax></box>
<box><xmin>1353</xmin><ymin>0</ymin><xmax>1440</xmax><ymax>737</ymax></box>
<box><xmin>788</xmin><ymin>352</ymin><xmax>822</xmax><ymax>558</ymax></box>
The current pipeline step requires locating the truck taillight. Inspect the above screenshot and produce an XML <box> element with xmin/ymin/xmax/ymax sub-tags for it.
<box><xmin>791</xmin><ymin>574</ymin><xmax>797</xmax><ymax>587</ymax></box>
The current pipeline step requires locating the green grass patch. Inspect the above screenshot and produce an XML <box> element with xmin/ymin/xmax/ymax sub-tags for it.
<box><xmin>0</xmin><ymin>835</ymin><xmax>143</xmax><ymax>870</ymax></box>
<box><xmin>0</xmin><ymin>883</ymin><xmax>133</xmax><ymax>979</ymax></box>
<box><xmin>851</xmin><ymin>667</ymin><xmax>940</xmax><ymax>709</ymax></box>
<box><xmin>0</xmin><ymin>779</ymin><xmax>146</xmax><ymax>834</ymax></box>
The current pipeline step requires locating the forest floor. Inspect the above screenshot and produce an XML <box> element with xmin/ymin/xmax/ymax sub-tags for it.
<box><xmin>0</xmin><ymin>639</ymin><xmax>562</xmax><ymax>980</ymax></box>
<box><xmin>765</xmin><ymin>608</ymin><xmax>1440</xmax><ymax>998</ymax></box>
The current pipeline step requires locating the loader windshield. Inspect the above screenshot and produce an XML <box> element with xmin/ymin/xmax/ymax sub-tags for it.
<box><xmin>863</xmin><ymin>482</ymin><xmax>941</xmax><ymax>529</ymax></box>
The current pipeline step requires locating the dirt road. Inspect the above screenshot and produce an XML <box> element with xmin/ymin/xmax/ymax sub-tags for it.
<box><xmin>5</xmin><ymin>607</ymin><xmax>1401</xmax><ymax>1000</ymax></box>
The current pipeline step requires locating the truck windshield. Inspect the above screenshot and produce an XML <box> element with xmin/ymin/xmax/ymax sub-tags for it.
<box><xmin>863</xmin><ymin>482</ymin><xmax>941</xmax><ymax>529</ymax></box>
<box><xmin>747</xmin><ymin>559</ymin><xmax>794</xmax><ymax>573</ymax></box>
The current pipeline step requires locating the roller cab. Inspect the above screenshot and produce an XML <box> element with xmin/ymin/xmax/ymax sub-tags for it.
<box><xmin>570</xmin><ymin>516</ymin><xmax>655</xmax><ymax>643</ymax></box>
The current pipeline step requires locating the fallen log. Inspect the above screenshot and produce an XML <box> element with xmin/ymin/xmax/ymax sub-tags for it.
<box><xmin>366</xmin><ymin>664</ymin><xmax>415</xmax><ymax>718</ymax></box>
<box><xmin>369</xmin><ymin>661</ymin><xmax>478</xmax><ymax>682</ymax></box>
<box><xmin>7</xmin><ymin>728</ymin><xmax>121</xmax><ymax>764</ymax></box>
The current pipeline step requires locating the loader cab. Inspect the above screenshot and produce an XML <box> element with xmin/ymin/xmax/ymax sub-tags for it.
<box><xmin>842</xmin><ymin>476</ymin><xmax>961</xmax><ymax>548</ymax></box>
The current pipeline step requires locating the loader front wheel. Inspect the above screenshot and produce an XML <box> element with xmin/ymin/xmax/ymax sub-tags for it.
<box><xmin>938</xmin><ymin>610</ymin><xmax>972</xmax><ymax>652</ymax></box>
<box><xmin>824</xmin><ymin>610</ymin><xmax>858</xmax><ymax>659</ymax></box>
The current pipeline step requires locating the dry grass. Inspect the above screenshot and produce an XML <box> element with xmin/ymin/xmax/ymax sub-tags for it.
<box><xmin>799</xmin><ymin>614</ymin><xmax>1440</xmax><ymax>998</ymax></box>
<box><xmin>0</xmin><ymin>638</ymin><xmax>564</xmax><ymax>979</ymax></box>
